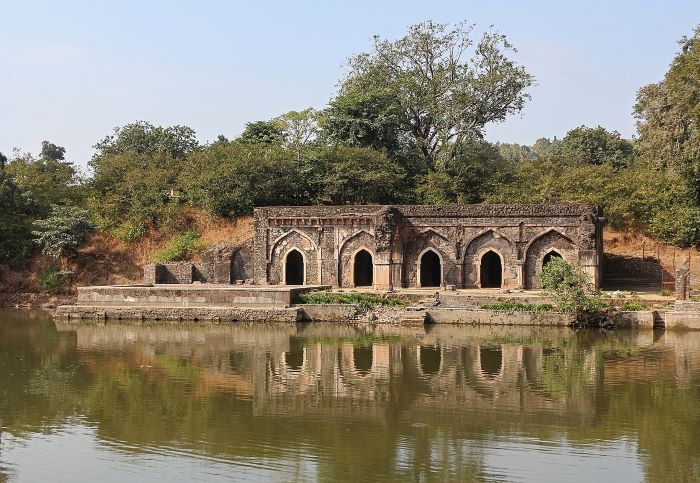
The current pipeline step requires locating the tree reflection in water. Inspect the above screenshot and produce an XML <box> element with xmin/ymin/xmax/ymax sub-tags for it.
<box><xmin>0</xmin><ymin>311</ymin><xmax>699</xmax><ymax>481</ymax></box>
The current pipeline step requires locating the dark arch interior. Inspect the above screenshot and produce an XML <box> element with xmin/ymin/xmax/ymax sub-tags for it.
<box><xmin>420</xmin><ymin>346</ymin><xmax>441</xmax><ymax>375</ymax></box>
<box><xmin>420</xmin><ymin>250</ymin><xmax>441</xmax><ymax>287</ymax></box>
<box><xmin>353</xmin><ymin>250</ymin><xmax>373</xmax><ymax>287</ymax></box>
<box><xmin>285</xmin><ymin>340</ymin><xmax>304</xmax><ymax>371</ymax></box>
<box><xmin>543</xmin><ymin>251</ymin><xmax>562</xmax><ymax>268</ymax></box>
<box><xmin>480</xmin><ymin>251</ymin><xmax>502</xmax><ymax>288</ymax></box>
<box><xmin>285</xmin><ymin>250</ymin><xmax>304</xmax><ymax>285</ymax></box>
<box><xmin>480</xmin><ymin>346</ymin><xmax>502</xmax><ymax>379</ymax></box>
<box><xmin>353</xmin><ymin>346</ymin><xmax>373</xmax><ymax>374</ymax></box>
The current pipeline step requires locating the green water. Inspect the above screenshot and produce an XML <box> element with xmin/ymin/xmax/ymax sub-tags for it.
<box><xmin>1</xmin><ymin>310</ymin><xmax>699</xmax><ymax>482</ymax></box>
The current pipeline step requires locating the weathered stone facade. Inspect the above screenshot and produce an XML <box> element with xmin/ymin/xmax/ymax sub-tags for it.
<box><xmin>253</xmin><ymin>204</ymin><xmax>604</xmax><ymax>290</ymax></box>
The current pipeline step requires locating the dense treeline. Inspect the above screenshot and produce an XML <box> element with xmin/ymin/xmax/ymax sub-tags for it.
<box><xmin>1</xmin><ymin>21</ymin><xmax>700</xmax><ymax>270</ymax></box>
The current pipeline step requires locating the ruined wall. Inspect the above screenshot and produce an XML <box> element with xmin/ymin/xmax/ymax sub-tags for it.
<box><xmin>338</xmin><ymin>230</ymin><xmax>376</xmax><ymax>287</ymax></box>
<box><xmin>524</xmin><ymin>230</ymin><xmax>578</xmax><ymax>289</ymax></box>
<box><xmin>143</xmin><ymin>262</ymin><xmax>193</xmax><ymax>284</ymax></box>
<box><xmin>253</xmin><ymin>204</ymin><xmax>604</xmax><ymax>289</ymax></box>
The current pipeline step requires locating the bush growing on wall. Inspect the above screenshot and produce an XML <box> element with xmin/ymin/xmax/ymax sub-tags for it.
<box><xmin>154</xmin><ymin>230</ymin><xmax>206</xmax><ymax>262</ymax></box>
<box><xmin>540</xmin><ymin>258</ymin><xmax>602</xmax><ymax>313</ymax></box>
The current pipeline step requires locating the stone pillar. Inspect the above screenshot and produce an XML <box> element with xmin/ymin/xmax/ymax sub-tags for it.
<box><xmin>515</xmin><ymin>260</ymin><xmax>525</xmax><ymax>289</ymax></box>
<box><xmin>579</xmin><ymin>250</ymin><xmax>599</xmax><ymax>289</ymax></box>
<box><xmin>676</xmin><ymin>262</ymin><xmax>691</xmax><ymax>300</ymax></box>
<box><xmin>374</xmin><ymin>254</ymin><xmax>392</xmax><ymax>291</ymax></box>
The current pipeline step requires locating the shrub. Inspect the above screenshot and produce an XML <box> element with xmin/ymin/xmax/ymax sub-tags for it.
<box><xmin>38</xmin><ymin>266</ymin><xmax>65</xmax><ymax>293</ymax></box>
<box><xmin>297</xmin><ymin>291</ymin><xmax>408</xmax><ymax>310</ymax></box>
<box><xmin>619</xmin><ymin>301</ymin><xmax>650</xmax><ymax>311</ymax></box>
<box><xmin>110</xmin><ymin>221</ymin><xmax>146</xmax><ymax>243</ymax></box>
<box><xmin>154</xmin><ymin>230</ymin><xmax>206</xmax><ymax>262</ymax></box>
<box><xmin>481</xmin><ymin>302</ymin><xmax>555</xmax><ymax>313</ymax></box>
<box><xmin>540</xmin><ymin>258</ymin><xmax>602</xmax><ymax>313</ymax></box>
<box><xmin>32</xmin><ymin>204</ymin><xmax>95</xmax><ymax>260</ymax></box>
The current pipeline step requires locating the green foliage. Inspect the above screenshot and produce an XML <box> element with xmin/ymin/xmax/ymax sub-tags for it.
<box><xmin>619</xmin><ymin>301</ymin><xmax>650</xmax><ymax>311</ymax></box>
<box><xmin>153</xmin><ymin>230</ymin><xmax>206</xmax><ymax>262</ymax></box>
<box><xmin>89</xmin><ymin>150</ymin><xmax>181</xmax><ymax>233</ymax></box>
<box><xmin>37</xmin><ymin>266</ymin><xmax>66</xmax><ymax>293</ymax></box>
<box><xmin>317</xmin><ymin>146</ymin><xmax>406</xmax><ymax>204</ymax></box>
<box><xmin>179</xmin><ymin>142</ymin><xmax>316</xmax><ymax>217</ymax></box>
<box><xmin>555</xmin><ymin>125</ymin><xmax>633</xmax><ymax>168</ymax></box>
<box><xmin>297</xmin><ymin>291</ymin><xmax>408</xmax><ymax>310</ymax></box>
<box><xmin>92</xmin><ymin>121</ymin><xmax>198</xmax><ymax>162</ymax></box>
<box><xmin>540</xmin><ymin>258</ymin><xmax>602</xmax><ymax>313</ymax></box>
<box><xmin>237</xmin><ymin>120</ymin><xmax>284</xmax><ymax>145</ymax></box>
<box><xmin>0</xmin><ymin>170</ymin><xmax>35</xmax><ymax>266</ymax></box>
<box><xmin>39</xmin><ymin>141</ymin><xmax>66</xmax><ymax>162</ymax></box>
<box><xmin>109</xmin><ymin>221</ymin><xmax>147</xmax><ymax>243</ymax></box>
<box><xmin>480</xmin><ymin>302</ymin><xmax>555</xmax><ymax>313</ymax></box>
<box><xmin>341</xmin><ymin>20</ymin><xmax>533</xmax><ymax>168</ymax></box>
<box><xmin>417</xmin><ymin>138</ymin><xmax>511</xmax><ymax>204</ymax></box>
<box><xmin>32</xmin><ymin>205</ymin><xmax>95</xmax><ymax>260</ymax></box>
<box><xmin>5</xmin><ymin>149</ymin><xmax>80</xmax><ymax>215</ymax></box>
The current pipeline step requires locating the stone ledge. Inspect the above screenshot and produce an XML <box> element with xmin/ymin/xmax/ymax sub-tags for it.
<box><xmin>55</xmin><ymin>305</ymin><xmax>302</xmax><ymax>323</ymax></box>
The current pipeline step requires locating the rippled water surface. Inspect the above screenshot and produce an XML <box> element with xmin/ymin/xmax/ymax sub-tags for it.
<box><xmin>1</xmin><ymin>310</ymin><xmax>700</xmax><ymax>482</ymax></box>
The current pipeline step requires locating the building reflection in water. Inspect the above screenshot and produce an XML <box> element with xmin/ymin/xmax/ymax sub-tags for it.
<box><xmin>43</xmin><ymin>321</ymin><xmax>700</xmax><ymax>482</ymax></box>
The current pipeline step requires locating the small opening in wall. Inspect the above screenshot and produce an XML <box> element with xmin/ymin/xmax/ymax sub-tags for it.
<box><xmin>420</xmin><ymin>250</ymin><xmax>442</xmax><ymax>287</ymax></box>
<box><xmin>353</xmin><ymin>249</ymin><xmax>374</xmax><ymax>287</ymax></box>
<box><xmin>543</xmin><ymin>251</ymin><xmax>562</xmax><ymax>269</ymax></box>
<box><xmin>480</xmin><ymin>251</ymin><xmax>502</xmax><ymax>288</ymax></box>
<box><xmin>285</xmin><ymin>249</ymin><xmax>304</xmax><ymax>285</ymax></box>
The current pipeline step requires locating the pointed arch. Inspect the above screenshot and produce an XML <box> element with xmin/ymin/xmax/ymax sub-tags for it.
<box><xmin>524</xmin><ymin>228</ymin><xmax>578</xmax><ymax>289</ymax></box>
<box><xmin>417</xmin><ymin>247</ymin><xmax>444</xmax><ymax>288</ymax></box>
<box><xmin>352</xmin><ymin>248</ymin><xmax>374</xmax><ymax>287</ymax></box>
<box><xmin>283</xmin><ymin>248</ymin><xmax>306</xmax><ymax>285</ymax></box>
<box><xmin>417</xmin><ymin>227</ymin><xmax>449</xmax><ymax>243</ymax></box>
<box><xmin>478</xmin><ymin>249</ymin><xmax>504</xmax><ymax>288</ymax></box>
<box><xmin>338</xmin><ymin>229</ymin><xmax>374</xmax><ymax>255</ymax></box>
<box><xmin>463</xmin><ymin>229</ymin><xmax>514</xmax><ymax>288</ymax></box>
<box><xmin>463</xmin><ymin>229</ymin><xmax>512</xmax><ymax>260</ymax></box>
<box><xmin>338</xmin><ymin>230</ymin><xmax>376</xmax><ymax>288</ymax></box>
<box><xmin>523</xmin><ymin>228</ymin><xmax>574</xmax><ymax>256</ymax></box>
<box><xmin>270</xmin><ymin>229</ymin><xmax>318</xmax><ymax>257</ymax></box>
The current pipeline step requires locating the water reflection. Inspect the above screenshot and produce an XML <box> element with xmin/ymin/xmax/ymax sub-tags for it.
<box><xmin>0</xmin><ymin>310</ymin><xmax>699</xmax><ymax>481</ymax></box>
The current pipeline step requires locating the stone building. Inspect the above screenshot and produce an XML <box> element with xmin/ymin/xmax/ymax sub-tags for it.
<box><xmin>253</xmin><ymin>204</ymin><xmax>604</xmax><ymax>290</ymax></box>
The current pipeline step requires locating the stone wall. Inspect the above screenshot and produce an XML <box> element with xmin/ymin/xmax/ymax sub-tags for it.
<box><xmin>143</xmin><ymin>262</ymin><xmax>193</xmax><ymax>284</ymax></box>
<box><xmin>254</xmin><ymin>204</ymin><xmax>604</xmax><ymax>290</ymax></box>
<box><xmin>143</xmin><ymin>241</ymin><xmax>253</xmax><ymax>285</ymax></box>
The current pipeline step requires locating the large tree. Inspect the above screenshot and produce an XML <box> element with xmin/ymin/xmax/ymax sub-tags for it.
<box><xmin>635</xmin><ymin>26</ymin><xmax>700</xmax><ymax>198</ymax></box>
<box><xmin>91</xmin><ymin>121</ymin><xmax>198</xmax><ymax>163</ymax></box>
<box><xmin>556</xmin><ymin>125</ymin><xmax>633</xmax><ymax>168</ymax></box>
<box><xmin>338</xmin><ymin>20</ymin><xmax>534</xmax><ymax>169</ymax></box>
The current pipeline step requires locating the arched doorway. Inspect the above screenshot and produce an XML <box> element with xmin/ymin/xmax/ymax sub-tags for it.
<box><xmin>480</xmin><ymin>251</ymin><xmax>502</xmax><ymax>288</ymax></box>
<box><xmin>480</xmin><ymin>346</ymin><xmax>502</xmax><ymax>379</ymax></box>
<box><xmin>284</xmin><ymin>249</ymin><xmax>304</xmax><ymax>285</ymax></box>
<box><xmin>419</xmin><ymin>250</ymin><xmax>442</xmax><ymax>287</ymax></box>
<box><xmin>543</xmin><ymin>250</ymin><xmax>562</xmax><ymax>268</ymax></box>
<box><xmin>353</xmin><ymin>249</ymin><xmax>373</xmax><ymax>287</ymax></box>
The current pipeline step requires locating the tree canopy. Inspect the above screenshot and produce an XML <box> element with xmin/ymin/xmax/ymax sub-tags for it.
<box><xmin>340</xmin><ymin>20</ymin><xmax>534</xmax><ymax>169</ymax></box>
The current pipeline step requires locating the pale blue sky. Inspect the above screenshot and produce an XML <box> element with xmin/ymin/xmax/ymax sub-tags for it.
<box><xmin>1</xmin><ymin>0</ymin><xmax>699</xmax><ymax>169</ymax></box>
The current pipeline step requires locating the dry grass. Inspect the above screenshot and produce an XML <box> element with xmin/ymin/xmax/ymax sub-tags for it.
<box><xmin>0</xmin><ymin>209</ymin><xmax>255</xmax><ymax>292</ymax></box>
<box><xmin>605</xmin><ymin>228</ymin><xmax>700</xmax><ymax>285</ymax></box>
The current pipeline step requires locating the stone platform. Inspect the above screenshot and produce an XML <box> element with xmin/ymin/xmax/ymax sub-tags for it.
<box><xmin>72</xmin><ymin>284</ymin><xmax>329</xmax><ymax>308</ymax></box>
<box><xmin>55</xmin><ymin>304</ymin><xmax>302</xmax><ymax>322</ymax></box>
<box><xmin>662</xmin><ymin>301</ymin><xmax>700</xmax><ymax>330</ymax></box>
